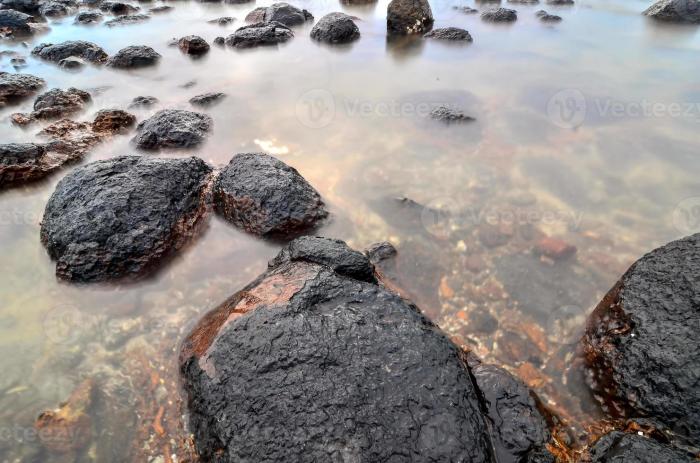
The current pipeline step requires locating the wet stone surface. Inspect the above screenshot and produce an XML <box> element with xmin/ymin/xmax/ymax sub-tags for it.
<box><xmin>131</xmin><ymin>108</ymin><xmax>213</xmax><ymax>150</ymax></box>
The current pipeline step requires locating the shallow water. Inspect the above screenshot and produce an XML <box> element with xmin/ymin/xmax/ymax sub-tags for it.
<box><xmin>1</xmin><ymin>0</ymin><xmax>700</xmax><ymax>460</ymax></box>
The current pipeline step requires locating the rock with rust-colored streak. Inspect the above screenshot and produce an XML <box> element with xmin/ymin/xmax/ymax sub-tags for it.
<box><xmin>35</xmin><ymin>378</ymin><xmax>94</xmax><ymax>453</ymax></box>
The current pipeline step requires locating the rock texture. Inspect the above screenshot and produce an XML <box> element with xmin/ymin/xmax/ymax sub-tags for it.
<box><xmin>178</xmin><ymin>35</ymin><xmax>210</xmax><ymax>55</ymax></box>
<box><xmin>74</xmin><ymin>11</ymin><xmax>102</xmax><ymax>24</ymax></box>
<box><xmin>588</xmin><ymin>432</ymin><xmax>695</xmax><ymax>462</ymax></box>
<box><xmin>310</xmin><ymin>12</ymin><xmax>360</xmax><ymax>44</ymax></box>
<box><xmin>40</xmin><ymin>156</ymin><xmax>213</xmax><ymax>282</ymax></box>
<box><xmin>131</xmin><ymin>109</ymin><xmax>213</xmax><ymax>150</ymax></box>
<box><xmin>0</xmin><ymin>0</ymin><xmax>42</xmax><ymax>14</ymax></box>
<box><xmin>643</xmin><ymin>0</ymin><xmax>700</xmax><ymax>23</ymax></box>
<box><xmin>104</xmin><ymin>13</ymin><xmax>149</xmax><ymax>26</ymax></box>
<box><xmin>536</xmin><ymin>9</ymin><xmax>562</xmax><ymax>21</ymax></box>
<box><xmin>0</xmin><ymin>8</ymin><xmax>34</xmax><ymax>35</ymax></box>
<box><xmin>225</xmin><ymin>21</ymin><xmax>293</xmax><ymax>48</ymax></box>
<box><xmin>189</xmin><ymin>92</ymin><xmax>226</xmax><ymax>107</ymax></box>
<box><xmin>128</xmin><ymin>95</ymin><xmax>158</xmax><ymax>108</ymax></box>
<box><xmin>0</xmin><ymin>143</ymin><xmax>48</xmax><ymax>187</ymax></box>
<box><xmin>430</xmin><ymin>104</ymin><xmax>475</xmax><ymax>122</ymax></box>
<box><xmin>481</xmin><ymin>7</ymin><xmax>517</xmax><ymax>21</ymax></box>
<box><xmin>106</xmin><ymin>45</ymin><xmax>161</xmax><ymax>68</ymax></box>
<box><xmin>213</xmin><ymin>152</ymin><xmax>328</xmax><ymax>238</ymax></box>
<box><xmin>581</xmin><ymin>234</ymin><xmax>700</xmax><ymax>446</ymax></box>
<box><xmin>11</xmin><ymin>87</ymin><xmax>91</xmax><ymax>125</ymax></box>
<box><xmin>0</xmin><ymin>71</ymin><xmax>45</xmax><ymax>106</ymax></box>
<box><xmin>387</xmin><ymin>0</ymin><xmax>434</xmax><ymax>35</ymax></box>
<box><xmin>32</xmin><ymin>41</ymin><xmax>109</xmax><ymax>64</ymax></box>
<box><xmin>424</xmin><ymin>26</ymin><xmax>472</xmax><ymax>41</ymax></box>
<box><xmin>244</xmin><ymin>2</ymin><xmax>313</xmax><ymax>26</ymax></box>
<box><xmin>99</xmin><ymin>1</ymin><xmax>138</xmax><ymax>14</ymax></box>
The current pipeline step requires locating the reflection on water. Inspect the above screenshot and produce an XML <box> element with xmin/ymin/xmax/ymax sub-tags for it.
<box><xmin>1</xmin><ymin>0</ymin><xmax>700</xmax><ymax>459</ymax></box>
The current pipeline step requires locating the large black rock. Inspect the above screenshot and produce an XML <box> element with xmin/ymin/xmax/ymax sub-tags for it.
<box><xmin>180</xmin><ymin>238</ymin><xmax>494</xmax><ymax>463</ymax></box>
<box><xmin>387</xmin><ymin>0</ymin><xmax>434</xmax><ymax>35</ymax></box>
<box><xmin>588</xmin><ymin>431</ymin><xmax>695</xmax><ymax>462</ymax></box>
<box><xmin>106</xmin><ymin>45</ymin><xmax>161</xmax><ymax>68</ymax></box>
<box><xmin>40</xmin><ymin>156</ymin><xmax>213</xmax><ymax>282</ymax></box>
<box><xmin>32</xmin><ymin>41</ymin><xmax>109</xmax><ymax>64</ymax></box>
<box><xmin>0</xmin><ymin>8</ymin><xmax>34</xmax><ymax>35</ymax></box>
<box><xmin>212</xmin><ymin>152</ymin><xmax>328</xmax><ymax>239</ymax></box>
<box><xmin>310</xmin><ymin>12</ymin><xmax>360</xmax><ymax>44</ymax></box>
<box><xmin>0</xmin><ymin>71</ymin><xmax>45</xmax><ymax>106</ymax></box>
<box><xmin>131</xmin><ymin>109</ymin><xmax>213</xmax><ymax>150</ymax></box>
<box><xmin>225</xmin><ymin>21</ymin><xmax>293</xmax><ymax>48</ymax></box>
<box><xmin>581</xmin><ymin>234</ymin><xmax>700</xmax><ymax>446</ymax></box>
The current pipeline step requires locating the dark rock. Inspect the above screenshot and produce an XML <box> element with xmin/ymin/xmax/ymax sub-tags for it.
<box><xmin>243</xmin><ymin>5</ymin><xmax>265</xmax><ymax>22</ymax></box>
<box><xmin>453</xmin><ymin>5</ymin><xmax>478</xmax><ymax>13</ymax></box>
<box><xmin>13</xmin><ymin>87</ymin><xmax>91</xmax><ymax>125</ymax></box>
<box><xmin>213</xmin><ymin>36</ymin><xmax>224</xmax><ymax>46</ymax></box>
<box><xmin>213</xmin><ymin>152</ymin><xmax>328</xmax><ymax>238</ymax></box>
<box><xmin>643</xmin><ymin>0</ymin><xmax>700</xmax><ymax>23</ymax></box>
<box><xmin>128</xmin><ymin>95</ymin><xmax>157</xmax><ymax>108</ymax></box>
<box><xmin>588</xmin><ymin>432</ymin><xmax>695</xmax><ymax>462</ymax></box>
<box><xmin>0</xmin><ymin>143</ymin><xmax>49</xmax><ymax>187</ymax></box>
<box><xmin>424</xmin><ymin>26</ymin><xmax>472</xmax><ymax>41</ymax></box>
<box><xmin>74</xmin><ymin>11</ymin><xmax>102</xmax><ymax>23</ymax></box>
<box><xmin>189</xmin><ymin>92</ymin><xmax>226</xmax><ymax>107</ymax></box>
<box><xmin>148</xmin><ymin>4</ymin><xmax>171</xmax><ymax>13</ymax></box>
<box><xmin>581</xmin><ymin>234</ymin><xmax>700</xmax><ymax>446</ymax></box>
<box><xmin>39</xmin><ymin>1</ymin><xmax>72</xmax><ymax>17</ymax></box>
<box><xmin>131</xmin><ymin>109</ymin><xmax>213</xmax><ymax>150</ymax></box>
<box><xmin>32</xmin><ymin>40</ymin><xmax>109</xmax><ymax>64</ymax></box>
<box><xmin>179</xmin><ymin>240</ymin><xmax>493</xmax><ymax>463</ymax></box>
<box><xmin>0</xmin><ymin>9</ymin><xmax>34</xmax><ymax>35</ymax></box>
<box><xmin>270</xmin><ymin>236</ymin><xmax>376</xmax><ymax>283</ymax></box>
<box><xmin>208</xmin><ymin>15</ymin><xmax>234</xmax><ymax>25</ymax></box>
<box><xmin>366</xmin><ymin>240</ymin><xmax>398</xmax><ymax>263</ymax></box>
<box><xmin>470</xmin><ymin>362</ymin><xmax>553</xmax><ymax>463</ymax></box>
<box><xmin>178</xmin><ymin>35</ymin><xmax>209</xmax><ymax>55</ymax></box>
<box><xmin>0</xmin><ymin>71</ymin><xmax>45</xmax><ymax>106</ymax></box>
<box><xmin>92</xmin><ymin>108</ymin><xmax>136</xmax><ymax>133</ymax></box>
<box><xmin>387</xmin><ymin>0</ymin><xmax>433</xmax><ymax>34</ymax></box>
<box><xmin>40</xmin><ymin>155</ymin><xmax>213</xmax><ymax>282</ymax></box>
<box><xmin>225</xmin><ymin>21</ymin><xmax>293</xmax><ymax>48</ymax></box>
<box><xmin>310</xmin><ymin>12</ymin><xmax>360</xmax><ymax>43</ymax></box>
<box><xmin>535</xmin><ymin>9</ymin><xmax>561</xmax><ymax>21</ymax></box>
<box><xmin>481</xmin><ymin>7</ymin><xmax>517</xmax><ymax>21</ymax></box>
<box><xmin>58</xmin><ymin>56</ymin><xmax>86</xmax><ymax>69</ymax></box>
<box><xmin>0</xmin><ymin>0</ymin><xmax>42</xmax><ymax>14</ymax></box>
<box><xmin>545</xmin><ymin>0</ymin><xmax>573</xmax><ymax>4</ymax></box>
<box><xmin>244</xmin><ymin>2</ymin><xmax>313</xmax><ymax>26</ymax></box>
<box><xmin>104</xmin><ymin>13</ymin><xmax>149</xmax><ymax>26</ymax></box>
<box><xmin>99</xmin><ymin>1</ymin><xmax>138</xmax><ymax>14</ymax></box>
<box><xmin>106</xmin><ymin>45</ymin><xmax>161</xmax><ymax>68</ymax></box>
<box><xmin>430</xmin><ymin>104</ymin><xmax>475</xmax><ymax>122</ymax></box>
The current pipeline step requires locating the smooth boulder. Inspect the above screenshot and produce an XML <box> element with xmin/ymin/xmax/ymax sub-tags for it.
<box><xmin>581</xmin><ymin>233</ymin><xmax>700</xmax><ymax>446</ymax></box>
<box><xmin>387</xmin><ymin>0</ymin><xmax>434</xmax><ymax>34</ymax></box>
<box><xmin>225</xmin><ymin>21</ymin><xmax>293</xmax><ymax>48</ymax></box>
<box><xmin>32</xmin><ymin>41</ymin><xmax>109</xmax><ymax>64</ymax></box>
<box><xmin>106</xmin><ymin>45</ymin><xmax>161</xmax><ymax>68</ymax></box>
<box><xmin>310</xmin><ymin>12</ymin><xmax>360</xmax><ymax>44</ymax></box>
<box><xmin>131</xmin><ymin>109</ymin><xmax>213</xmax><ymax>150</ymax></box>
<box><xmin>0</xmin><ymin>71</ymin><xmax>45</xmax><ymax>106</ymax></box>
<box><xmin>40</xmin><ymin>156</ymin><xmax>213</xmax><ymax>282</ymax></box>
<box><xmin>213</xmin><ymin>152</ymin><xmax>328</xmax><ymax>238</ymax></box>
<box><xmin>643</xmin><ymin>0</ymin><xmax>700</xmax><ymax>23</ymax></box>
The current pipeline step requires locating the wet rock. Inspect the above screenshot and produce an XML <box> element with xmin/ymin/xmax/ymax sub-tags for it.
<box><xmin>106</xmin><ymin>45</ymin><xmax>161</xmax><ymax>68</ymax></box>
<box><xmin>588</xmin><ymin>431</ymin><xmax>695</xmax><ymax>462</ymax></box>
<box><xmin>38</xmin><ymin>120</ymin><xmax>101</xmax><ymax>156</ymax></box>
<box><xmin>366</xmin><ymin>240</ymin><xmax>398</xmax><ymax>264</ymax></box>
<box><xmin>58</xmin><ymin>56</ymin><xmax>86</xmax><ymax>69</ymax></box>
<box><xmin>387</xmin><ymin>0</ymin><xmax>434</xmax><ymax>35</ymax></box>
<box><xmin>104</xmin><ymin>13</ymin><xmax>149</xmax><ymax>26</ymax></box>
<box><xmin>470</xmin><ymin>362</ymin><xmax>553</xmax><ymax>463</ymax></box>
<box><xmin>481</xmin><ymin>7</ymin><xmax>517</xmax><ymax>21</ymax></box>
<box><xmin>208</xmin><ymin>15</ymin><xmax>234</xmax><ymax>25</ymax></box>
<box><xmin>74</xmin><ymin>10</ymin><xmax>102</xmax><ymax>24</ymax></box>
<box><xmin>99</xmin><ymin>0</ymin><xmax>138</xmax><ymax>14</ymax></box>
<box><xmin>545</xmin><ymin>0</ymin><xmax>573</xmax><ymax>4</ymax></box>
<box><xmin>12</xmin><ymin>87</ymin><xmax>91</xmax><ymax>125</ymax></box>
<box><xmin>92</xmin><ymin>108</ymin><xmax>136</xmax><ymax>133</ymax></box>
<box><xmin>424</xmin><ymin>26</ymin><xmax>472</xmax><ymax>41</ymax></box>
<box><xmin>244</xmin><ymin>2</ymin><xmax>313</xmax><ymax>26</ymax></box>
<box><xmin>0</xmin><ymin>143</ymin><xmax>49</xmax><ymax>187</ymax></box>
<box><xmin>39</xmin><ymin>1</ymin><xmax>73</xmax><ymax>17</ymax></box>
<box><xmin>0</xmin><ymin>71</ymin><xmax>45</xmax><ymax>106</ymax></box>
<box><xmin>643</xmin><ymin>0</ymin><xmax>700</xmax><ymax>23</ymax></box>
<box><xmin>0</xmin><ymin>9</ymin><xmax>34</xmax><ymax>35</ymax></box>
<box><xmin>535</xmin><ymin>9</ymin><xmax>561</xmax><ymax>21</ymax></box>
<box><xmin>148</xmin><ymin>4</ymin><xmax>171</xmax><ymax>13</ymax></box>
<box><xmin>41</xmin><ymin>155</ymin><xmax>213</xmax><ymax>282</ymax></box>
<box><xmin>534</xmin><ymin>236</ymin><xmax>576</xmax><ymax>261</ymax></box>
<box><xmin>178</xmin><ymin>35</ymin><xmax>210</xmax><ymax>55</ymax></box>
<box><xmin>189</xmin><ymin>92</ymin><xmax>226</xmax><ymax>107</ymax></box>
<box><xmin>35</xmin><ymin>378</ymin><xmax>94</xmax><ymax>453</ymax></box>
<box><xmin>310</xmin><ymin>12</ymin><xmax>360</xmax><ymax>44</ymax></box>
<box><xmin>430</xmin><ymin>104</ymin><xmax>475</xmax><ymax>123</ymax></box>
<box><xmin>213</xmin><ymin>152</ymin><xmax>328</xmax><ymax>238</ymax></box>
<box><xmin>581</xmin><ymin>234</ymin><xmax>700</xmax><ymax>446</ymax></box>
<box><xmin>180</xmin><ymin>239</ymin><xmax>493</xmax><ymax>463</ymax></box>
<box><xmin>0</xmin><ymin>0</ymin><xmax>42</xmax><ymax>14</ymax></box>
<box><xmin>32</xmin><ymin>40</ymin><xmax>109</xmax><ymax>64</ymax></box>
<box><xmin>213</xmin><ymin>36</ymin><xmax>224</xmax><ymax>46</ymax></box>
<box><xmin>225</xmin><ymin>21</ymin><xmax>294</xmax><ymax>48</ymax></box>
<box><xmin>453</xmin><ymin>5</ymin><xmax>478</xmax><ymax>13</ymax></box>
<box><xmin>270</xmin><ymin>236</ymin><xmax>376</xmax><ymax>283</ymax></box>
<box><xmin>131</xmin><ymin>109</ymin><xmax>213</xmax><ymax>150</ymax></box>
<box><xmin>128</xmin><ymin>95</ymin><xmax>157</xmax><ymax>108</ymax></box>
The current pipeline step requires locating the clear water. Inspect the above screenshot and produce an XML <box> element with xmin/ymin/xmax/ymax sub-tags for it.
<box><xmin>1</xmin><ymin>0</ymin><xmax>699</xmax><ymax>460</ymax></box>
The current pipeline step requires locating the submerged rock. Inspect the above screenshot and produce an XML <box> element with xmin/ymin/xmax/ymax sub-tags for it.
<box><xmin>41</xmin><ymin>155</ymin><xmax>213</xmax><ymax>282</ymax></box>
<box><xmin>310</xmin><ymin>12</ymin><xmax>360</xmax><ymax>44</ymax></box>
<box><xmin>588</xmin><ymin>432</ymin><xmax>695</xmax><ymax>462</ymax></box>
<box><xmin>104</xmin><ymin>13</ymin><xmax>149</xmax><ymax>26</ymax></box>
<box><xmin>35</xmin><ymin>378</ymin><xmax>94</xmax><ymax>453</ymax></box>
<box><xmin>180</xmin><ymin>238</ymin><xmax>494</xmax><ymax>463</ymax></box>
<box><xmin>208</xmin><ymin>15</ymin><xmax>234</xmax><ymax>25</ymax></box>
<box><xmin>581</xmin><ymin>234</ymin><xmax>700</xmax><ymax>446</ymax></box>
<box><xmin>148</xmin><ymin>5</ymin><xmax>171</xmax><ymax>13</ymax></box>
<box><xmin>131</xmin><ymin>109</ymin><xmax>213</xmax><ymax>150</ymax></box>
<box><xmin>545</xmin><ymin>0</ymin><xmax>573</xmax><ymax>4</ymax></box>
<box><xmin>32</xmin><ymin>40</ymin><xmax>109</xmax><ymax>64</ymax></box>
<box><xmin>106</xmin><ymin>45</ymin><xmax>161</xmax><ymax>68</ymax></box>
<box><xmin>225</xmin><ymin>21</ymin><xmax>294</xmax><ymax>48</ymax></box>
<box><xmin>91</xmin><ymin>108</ymin><xmax>136</xmax><ymax>133</ymax></box>
<box><xmin>213</xmin><ymin>152</ymin><xmax>328</xmax><ymax>238</ymax></box>
<box><xmin>244</xmin><ymin>2</ymin><xmax>313</xmax><ymax>26</ymax></box>
<box><xmin>643</xmin><ymin>0</ymin><xmax>700</xmax><ymax>23</ymax></box>
<box><xmin>39</xmin><ymin>1</ymin><xmax>73</xmax><ymax>17</ymax></box>
<box><xmin>0</xmin><ymin>9</ymin><xmax>34</xmax><ymax>35</ymax></box>
<box><xmin>430</xmin><ymin>104</ymin><xmax>475</xmax><ymax>122</ymax></box>
<box><xmin>189</xmin><ymin>92</ymin><xmax>226</xmax><ymax>107</ymax></box>
<box><xmin>424</xmin><ymin>26</ymin><xmax>473</xmax><ymax>41</ymax></box>
<box><xmin>481</xmin><ymin>7</ymin><xmax>517</xmax><ymax>21</ymax></box>
<box><xmin>535</xmin><ymin>9</ymin><xmax>562</xmax><ymax>21</ymax></box>
<box><xmin>74</xmin><ymin>10</ymin><xmax>103</xmax><ymax>24</ymax></box>
<box><xmin>128</xmin><ymin>95</ymin><xmax>158</xmax><ymax>108</ymax></box>
<box><xmin>0</xmin><ymin>71</ymin><xmax>45</xmax><ymax>106</ymax></box>
<box><xmin>387</xmin><ymin>0</ymin><xmax>434</xmax><ymax>34</ymax></box>
<box><xmin>178</xmin><ymin>35</ymin><xmax>210</xmax><ymax>55</ymax></box>
<box><xmin>453</xmin><ymin>5</ymin><xmax>478</xmax><ymax>13</ymax></box>
<box><xmin>58</xmin><ymin>56</ymin><xmax>87</xmax><ymax>70</ymax></box>
<box><xmin>12</xmin><ymin>87</ymin><xmax>91</xmax><ymax>125</ymax></box>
